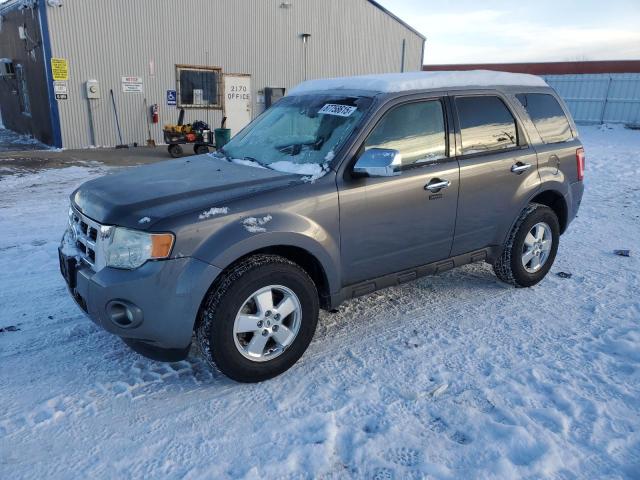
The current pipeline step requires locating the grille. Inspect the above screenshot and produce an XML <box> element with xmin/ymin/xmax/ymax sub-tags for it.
<box><xmin>69</xmin><ymin>207</ymin><xmax>106</xmax><ymax>271</ymax></box>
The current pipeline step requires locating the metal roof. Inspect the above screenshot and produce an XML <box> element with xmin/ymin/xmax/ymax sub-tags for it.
<box><xmin>0</xmin><ymin>0</ymin><xmax>426</xmax><ymax>41</ymax></box>
<box><xmin>424</xmin><ymin>60</ymin><xmax>640</xmax><ymax>75</ymax></box>
<box><xmin>366</xmin><ymin>0</ymin><xmax>426</xmax><ymax>40</ymax></box>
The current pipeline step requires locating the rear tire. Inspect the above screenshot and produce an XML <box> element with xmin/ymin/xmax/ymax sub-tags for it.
<box><xmin>196</xmin><ymin>255</ymin><xmax>319</xmax><ymax>382</ymax></box>
<box><xmin>493</xmin><ymin>203</ymin><xmax>560</xmax><ymax>287</ymax></box>
<box><xmin>194</xmin><ymin>144</ymin><xmax>209</xmax><ymax>155</ymax></box>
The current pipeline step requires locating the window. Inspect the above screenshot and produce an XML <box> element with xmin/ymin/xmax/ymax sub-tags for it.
<box><xmin>176</xmin><ymin>65</ymin><xmax>221</xmax><ymax>108</ymax></box>
<box><xmin>456</xmin><ymin>96</ymin><xmax>517</xmax><ymax>155</ymax></box>
<box><xmin>516</xmin><ymin>93</ymin><xmax>573</xmax><ymax>144</ymax></box>
<box><xmin>15</xmin><ymin>64</ymin><xmax>31</xmax><ymax>115</ymax></box>
<box><xmin>222</xmin><ymin>94</ymin><xmax>372</xmax><ymax>167</ymax></box>
<box><xmin>364</xmin><ymin>100</ymin><xmax>447</xmax><ymax>166</ymax></box>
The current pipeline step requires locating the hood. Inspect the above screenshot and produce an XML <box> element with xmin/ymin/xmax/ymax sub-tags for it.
<box><xmin>72</xmin><ymin>155</ymin><xmax>298</xmax><ymax>228</ymax></box>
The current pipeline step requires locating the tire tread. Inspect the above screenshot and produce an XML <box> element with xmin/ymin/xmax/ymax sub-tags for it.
<box><xmin>196</xmin><ymin>254</ymin><xmax>316</xmax><ymax>381</ymax></box>
<box><xmin>493</xmin><ymin>203</ymin><xmax>546</xmax><ymax>287</ymax></box>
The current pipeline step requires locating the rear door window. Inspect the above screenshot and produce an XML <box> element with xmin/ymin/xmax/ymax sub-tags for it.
<box><xmin>455</xmin><ymin>96</ymin><xmax>518</xmax><ymax>155</ymax></box>
<box><xmin>516</xmin><ymin>93</ymin><xmax>573</xmax><ymax>144</ymax></box>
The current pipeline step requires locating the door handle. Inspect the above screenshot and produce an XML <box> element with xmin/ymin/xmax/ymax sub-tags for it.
<box><xmin>425</xmin><ymin>179</ymin><xmax>451</xmax><ymax>192</ymax></box>
<box><xmin>511</xmin><ymin>162</ymin><xmax>532</xmax><ymax>174</ymax></box>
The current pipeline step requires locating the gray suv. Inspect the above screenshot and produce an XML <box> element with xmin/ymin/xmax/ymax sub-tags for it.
<box><xmin>59</xmin><ymin>72</ymin><xmax>584</xmax><ymax>382</ymax></box>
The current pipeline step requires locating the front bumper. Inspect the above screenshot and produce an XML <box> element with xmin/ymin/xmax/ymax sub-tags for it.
<box><xmin>59</xmin><ymin>252</ymin><xmax>221</xmax><ymax>360</ymax></box>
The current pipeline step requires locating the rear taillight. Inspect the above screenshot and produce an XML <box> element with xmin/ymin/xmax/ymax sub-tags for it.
<box><xmin>576</xmin><ymin>148</ymin><xmax>585</xmax><ymax>181</ymax></box>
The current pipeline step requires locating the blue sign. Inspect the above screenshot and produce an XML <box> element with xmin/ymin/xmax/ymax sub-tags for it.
<box><xmin>166</xmin><ymin>90</ymin><xmax>177</xmax><ymax>106</ymax></box>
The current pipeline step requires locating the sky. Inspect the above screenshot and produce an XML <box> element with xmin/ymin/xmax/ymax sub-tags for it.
<box><xmin>376</xmin><ymin>0</ymin><xmax>640</xmax><ymax>64</ymax></box>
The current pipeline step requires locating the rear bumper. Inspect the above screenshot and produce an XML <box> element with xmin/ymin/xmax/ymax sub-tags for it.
<box><xmin>566</xmin><ymin>180</ymin><xmax>584</xmax><ymax>227</ymax></box>
<box><xmin>63</xmin><ymin>255</ymin><xmax>221</xmax><ymax>359</ymax></box>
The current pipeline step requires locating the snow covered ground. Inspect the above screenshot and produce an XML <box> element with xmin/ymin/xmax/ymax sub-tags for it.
<box><xmin>0</xmin><ymin>128</ymin><xmax>50</xmax><ymax>152</ymax></box>
<box><xmin>1</xmin><ymin>126</ymin><xmax>639</xmax><ymax>479</ymax></box>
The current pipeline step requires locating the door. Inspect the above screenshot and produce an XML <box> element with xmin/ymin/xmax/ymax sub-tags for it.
<box><xmin>450</xmin><ymin>94</ymin><xmax>541</xmax><ymax>256</ymax></box>
<box><xmin>339</xmin><ymin>98</ymin><xmax>460</xmax><ymax>285</ymax></box>
<box><xmin>515</xmin><ymin>92</ymin><xmax>582</xmax><ymax>185</ymax></box>
<box><xmin>223</xmin><ymin>74</ymin><xmax>252</xmax><ymax>137</ymax></box>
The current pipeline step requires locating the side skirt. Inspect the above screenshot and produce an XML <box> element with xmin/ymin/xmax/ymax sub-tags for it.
<box><xmin>328</xmin><ymin>247</ymin><xmax>500</xmax><ymax>309</ymax></box>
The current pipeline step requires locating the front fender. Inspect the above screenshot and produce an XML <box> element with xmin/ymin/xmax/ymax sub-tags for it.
<box><xmin>191</xmin><ymin>212</ymin><xmax>341</xmax><ymax>295</ymax></box>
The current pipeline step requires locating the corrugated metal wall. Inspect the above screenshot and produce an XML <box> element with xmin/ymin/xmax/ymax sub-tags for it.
<box><xmin>0</xmin><ymin>4</ymin><xmax>54</xmax><ymax>144</ymax></box>
<box><xmin>544</xmin><ymin>73</ymin><xmax>640</xmax><ymax>125</ymax></box>
<box><xmin>45</xmin><ymin>0</ymin><xmax>424</xmax><ymax>149</ymax></box>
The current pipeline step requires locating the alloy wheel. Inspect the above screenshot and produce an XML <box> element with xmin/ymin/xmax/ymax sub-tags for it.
<box><xmin>232</xmin><ymin>285</ymin><xmax>302</xmax><ymax>362</ymax></box>
<box><xmin>521</xmin><ymin>222</ymin><xmax>553</xmax><ymax>273</ymax></box>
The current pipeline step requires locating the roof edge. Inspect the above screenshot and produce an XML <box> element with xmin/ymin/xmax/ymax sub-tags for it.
<box><xmin>424</xmin><ymin>60</ymin><xmax>640</xmax><ymax>75</ymax></box>
<box><xmin>366</xmin><ymin>0</ymin><xmax>426</xmax><ymax>40</ymax></box>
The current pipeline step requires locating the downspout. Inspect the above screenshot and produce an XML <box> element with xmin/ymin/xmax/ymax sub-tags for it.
<box><xmin>38</xmin><ymin>0</ymin><xmax>62</xmax><ymax>148</ymax></box>
<box><xmin>400</xmin><ymin>39</ymin><xmax>406</xmax><ymax>73</ymax></box>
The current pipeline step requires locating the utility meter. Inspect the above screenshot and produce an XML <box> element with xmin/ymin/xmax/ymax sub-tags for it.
<box><xmin>86</xmin><ymin>79</ymin><xmax>100</xmax><ymax>99</ymax></box>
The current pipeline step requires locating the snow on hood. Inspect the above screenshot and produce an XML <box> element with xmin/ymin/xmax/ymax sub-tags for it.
<box><xmin>288</xmin><ymin>70</ymin><xmax>548</xmax><ymax>95</ymax></box>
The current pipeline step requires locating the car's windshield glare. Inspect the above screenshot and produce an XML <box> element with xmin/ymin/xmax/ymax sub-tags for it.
<box><xmin>221</xmin><ymin>94</ymin><xmax>372</xmax><ymax>168</ymax></box>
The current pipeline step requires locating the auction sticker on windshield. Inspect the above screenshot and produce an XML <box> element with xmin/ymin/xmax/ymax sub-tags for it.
<box><xmin>319</xmin><ymin>104</ymin><xmax>357</xmax><ymax>117</ymax></box>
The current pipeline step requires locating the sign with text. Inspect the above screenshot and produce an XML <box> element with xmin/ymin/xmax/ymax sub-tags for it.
<box><xmin>223</xmin><ymin>74</ymin><xmax>252</xmax><ymax>136</ymax></box>
<box><xmin>51</xmin><ymin>58</ymin><xmax>68</xmax><ymax>81</ymax></box>
<box><xmin>121</xmin><ymin>76</ymin><xmax>143</xmax><ymax>93</ymax></box>
<box><xmin>54</xmin><ymin>80</ymin><xmax>68</xmax><ymax>100</ymax></box>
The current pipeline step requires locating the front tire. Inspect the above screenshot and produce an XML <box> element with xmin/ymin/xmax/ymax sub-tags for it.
<box><xmin>196</xmin><ymin>255</ymin><xmax>319</xmax><ymax>382</ymax></box>
<box><xmin>168</xmin><ymin>144</ymin><xmax>183</xmax><ymax>158</ymax></box>
<box><xmin>493</xmin><ymin>203</ymin><xmax>560</xmax><ymax>287</ymax></box>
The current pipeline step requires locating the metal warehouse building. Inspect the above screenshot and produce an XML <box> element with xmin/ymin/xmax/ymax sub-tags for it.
<box><xmin>0</xmin><ymin>0</ymin><xmax>425</xmax><ymax>149</ymax></box>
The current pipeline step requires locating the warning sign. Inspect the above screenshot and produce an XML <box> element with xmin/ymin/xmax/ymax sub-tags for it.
<box><xmin>121</xmin><ymin>76</ymin><xmax>143</xmax><ymax>93</ymax></box>
<box><xmin>51</xmin><ymin>58</ymin><xmax>68</xmax><ymax>81</ymax></box>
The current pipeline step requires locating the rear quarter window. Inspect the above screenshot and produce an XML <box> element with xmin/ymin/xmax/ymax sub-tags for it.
<box><xmin>455</xmin><ymin>96</ymin><xmax>518</xmax><ymax>155</ymax></box>
<box><xmin>516</xmin><ymin>93</ymin><xmax>573</xmax><ymax>144</ymax></box>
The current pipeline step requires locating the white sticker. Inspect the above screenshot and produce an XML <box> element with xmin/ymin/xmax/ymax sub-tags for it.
<box><xmin>319</xmin><ymin>104</ymin><xmax>357</xmax><ymax>117</ymax></box>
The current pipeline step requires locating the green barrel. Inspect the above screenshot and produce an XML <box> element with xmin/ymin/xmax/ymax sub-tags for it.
<box><xmin>214</xmin><ymin>128</ymin><xmax>231</xmax><ymax>149</ymax></box>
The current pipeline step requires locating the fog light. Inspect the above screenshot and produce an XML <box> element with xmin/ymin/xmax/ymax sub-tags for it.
<box><xmin>106</xmin><ymin>300</ymin><xmax>143</xmax><ymax>328</ymax></box>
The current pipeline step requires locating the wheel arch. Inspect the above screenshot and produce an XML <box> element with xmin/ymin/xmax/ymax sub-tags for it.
<box><xmin>197</xmin><ymin>236</ymin><xmax>337</xmax><ymax>316</ymax></box>
<box><xmin>231</xmin><ymin>245</ymin><xmax>332</xmax><ymax>309</ymax></box>
<box><xmin>529</xmin><ymin>189</ymin><xmax>568</xmax><ymax>234</ymax></box>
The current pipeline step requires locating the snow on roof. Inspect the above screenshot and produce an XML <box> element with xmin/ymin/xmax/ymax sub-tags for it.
<box><xmin>288</xmin><ymin>70</ymin><xmax>548</xmax><ymax>95</ymax></box>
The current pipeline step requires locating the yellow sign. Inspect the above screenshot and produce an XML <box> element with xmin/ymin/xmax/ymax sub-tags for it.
<box><xmin>50</xmin><ymin>58</ymin><xmax>68</xmax><ymax>81</ymax></box>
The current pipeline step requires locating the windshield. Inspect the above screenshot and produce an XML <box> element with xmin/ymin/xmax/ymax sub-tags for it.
<box><xmin>222</xmin><ymin>94</ymin><xmax>372</xmax><ymax>170</ymax></box>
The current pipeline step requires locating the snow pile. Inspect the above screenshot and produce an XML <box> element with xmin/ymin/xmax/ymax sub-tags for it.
<box><xmin>268</xmin><ymin>161</ymin><xmax>327</xmax><ymax>178</ymax></box>
<box><xmin>242</xmin><ymin>215</ymin><xmax>273</xmax><ymax>233</ymax></box>
<box><xmin>289</xmin><ymin>70</ymin><xmax>548</xmax><ymax>95</ymax></box>
<box><xmin>231</xmin><ymin>158</ymin><xmax>267</xmax><ymax>169</ymax></box>
<box><xmin>59</xmin><ymin>228</ymin><xmax>82</xmax><ymax>261</ymax></box>
<box><xmin>0</xmin><ymin>128</ymin><xmax>50</xmax><ymax>152</ymax></box>
<box><xmin>198</xmin><ymin>207</ymin><xmax>229</xmax><ymax>220</ymax></box>
<box><xmin>1</xmin><ymin>126</ymin><xmax>639</xmax><ymax>479</ymax></box>
<box><xmin>137</xmin><ymin>217</ymin><xmax>151</xmax><ymax>224</ymax></box>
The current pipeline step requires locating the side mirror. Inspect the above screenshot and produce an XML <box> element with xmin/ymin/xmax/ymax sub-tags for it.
<box><xmin>353</xmin><ymin>148</ymin><xmax>402</xmax><ymax>178</ymax></box>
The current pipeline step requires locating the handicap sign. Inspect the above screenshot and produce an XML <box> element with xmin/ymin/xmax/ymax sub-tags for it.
<box><xmin>166</xmin><ymin>90</ymin><xmax>177</xmax><ymax>106</ymax></box>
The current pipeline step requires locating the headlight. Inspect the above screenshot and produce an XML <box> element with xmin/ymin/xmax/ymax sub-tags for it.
<box><xmin>105</xmin><ymin>227</ymin><xmax>174</xmax><ymax>270</ymax></box>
